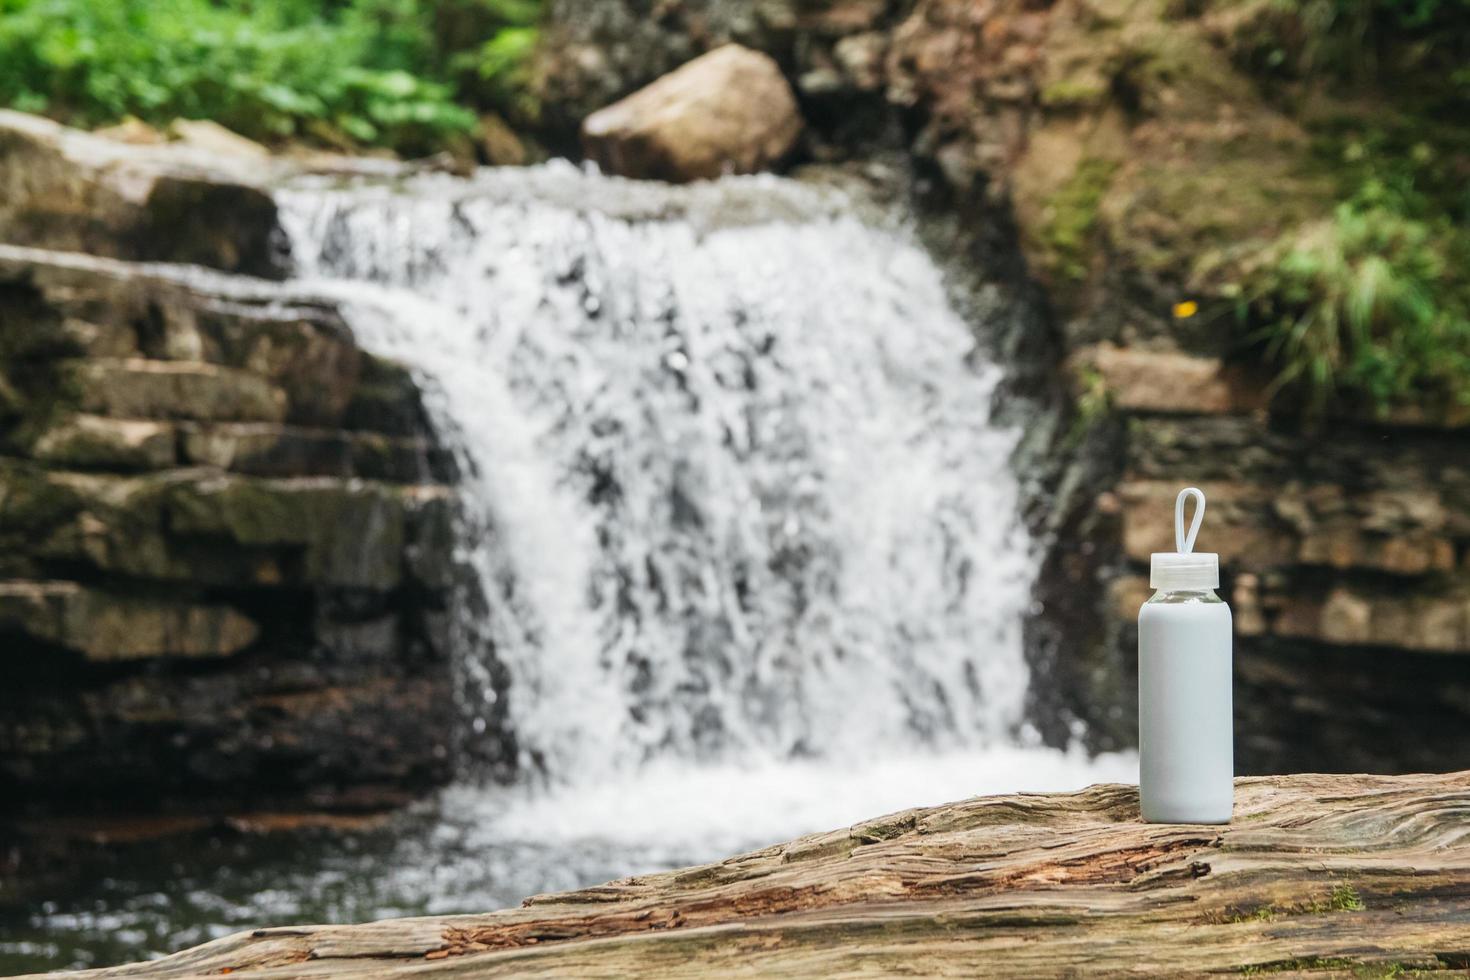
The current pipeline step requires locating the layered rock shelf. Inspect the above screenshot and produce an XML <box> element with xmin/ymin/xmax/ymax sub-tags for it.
<box><xmin>1034</xmin><ymin>341</ymin><xmax>1470</xmax><ymax>777</ymax></box>
<box><xmin>0</xmin><ymin>243</ymin><xmax>459</xmax><ymax>819</ymax></box>
<box><xmin>30</xmin><ymin>771</ymin><xmax>1470</xmax><ymax>978</ymax></box>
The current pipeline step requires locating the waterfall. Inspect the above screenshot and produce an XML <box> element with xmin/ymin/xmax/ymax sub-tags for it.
<box><xmin>275</xmin><ymin>163</ymin><xmax>1132</xmax><ymax>832</ymax></box>
<box><xmin>1</xmin><ymin>166</ymin><xmax>1142</xmax><ymax>968</ymax></box>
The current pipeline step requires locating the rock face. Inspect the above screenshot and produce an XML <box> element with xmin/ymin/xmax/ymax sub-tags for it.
<box><xmin>1029</xmin><ymin>339</ymin><xmax>1470</xmax><ymax>774</ymax></box>
<box><xmin>581</xmin><ymin>45</ymin><xmax>803</xmax><ymax>182</ymax></box>
<box><xmin>32</xmin><ymin>771</ymin><xmax>1470</xmax><ymax>978</ymax></box>
<box><xmin>0</xmin><ymin>110</ymin><xmax>290</xmax><ymax>277</ymax></box>
<box><xmin>0</xmin><ymin>110</ymin><xmax>403</xmax><ymax>279</ymax></box>
<box><xmin>0</xmin><ymin>244</ymin><xmax>458</xmax><ymax>818</ymax></box>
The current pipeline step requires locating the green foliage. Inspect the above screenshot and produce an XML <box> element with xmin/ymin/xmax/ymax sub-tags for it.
<box><xmin>1237</xmin><ymin>202</ymin><xmax>1470</xmax><ymax>414</ymax></box>
<box><xmin>1232</xmin><ymin>122</ymin><xmax>1470</xmax><ymax>416</ymax></box>
<box><xmin>1239</xmin><ymin>0</ymin><xmax>1470</xmax><ymax>84</ymax></box>
<box><xmin>472</xmin><ymin>26</ymin><xmax>540</xmax><ymax>117</ymax></box>
<box><xmin>1326</xmin><ymin>883</ymin><xmax>1365</xmax><ymax>912</ymax></box>
<box><xmin>0</xmin><ymin>0</ymin><xmax>542</xmax><ymax>154</ymax></box>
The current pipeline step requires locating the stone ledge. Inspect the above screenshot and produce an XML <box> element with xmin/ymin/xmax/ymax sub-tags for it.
<box><xmin>1255</xmin><ymin>581</ymin><xmax>1470</xmax><ymax>654</ymax></box>
<box><xmin>1070</xmin><ymin>343</ymin><xmax>1269</xmax><ymax>416</ymax></box>
<box><xmin>1119</xmin><ymin>479</ymin><xmax>1458</xmax><ymax>577</ymax></box>
<box><xmin>1113</xmin><ymin>568</ymin><xmax>1470</xmax><ymax>655</ymax></box>
<box><xmin>71</xmin><ymin>358</ymin><xmax>288</xmax><ymax>423</ymax></box>
<box><xmin>0</xmin><ymin>109</ymin><xmax>407</xmax><ymax>277</ymax></box>
<box><xmin>0</xmin><ymin>673</ymin><xmax>452</xmax><ymax>811</ymax></box>
<box><xmin>0</xmin><ymin>580</ymin><xmax>258</xmax><ymax>661</ymax></box>
<box><xmin>28</xmin><ymin>415</ymin><xmax>177</xmax><ymax>470</ymax></box>
<box><xmin>12</xmin><ymin>468</ymin><xmax>453</xmax><ymax>592</ymax></box>
<box><xmin>1075</xmin><ymin>343</ymin><xmax>1470</xmax><ymax>431</ymax></box>
<box><xmin>180</xmin><ymin>422</ymin><xmax>455</xmax><ymax>483</ymax></box>
<box><xmin>0</xmin><ymin>235</ymin><xmax>458</xmax><ymax>819</ymax></box>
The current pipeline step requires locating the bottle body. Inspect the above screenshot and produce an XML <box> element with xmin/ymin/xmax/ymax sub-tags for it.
<box><xmin>1138</xmin><ymin>589</ymin><xmax>1233</xmax><ymax>823</ymax></box>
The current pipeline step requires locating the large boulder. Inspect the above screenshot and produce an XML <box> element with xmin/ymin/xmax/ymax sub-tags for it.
<box><xmin>581</xmin><ymin>45</ymin><xmax>803</xmax><ymax>182</ymax></box>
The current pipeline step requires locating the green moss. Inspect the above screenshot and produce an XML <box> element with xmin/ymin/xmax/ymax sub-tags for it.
<box><xmin>0</xmin><ymin>462</ymin><xmax>84</xmax><ymax>539</ymax></box>
<box><xmin>1225</xmin><ymin>903</ymin><xmax>1281</xmax><ymax>923</ymax></box>
<box><xmin>1242</xmin><ymin>959</ymin><xmax>1426</xmax><ymax>978</ymax></box>
<box><xmin>1240</xmin><ymin>957</ymin><xmax>1357</xmax><ymax>975</ymax></box>
<box><xmin>1066</xmin><ymin>363</ymin><xmax>1112</xmax><ymax>446</ymax></box>
<box><xmin>1040</xmin><ymin>77</ymin><xmax>1109</xmax><ymax>108</ymax></box>
<box><xmin>1325</xmin><ymin>883</ymin><xmax>1366</xmax><ymax>912</ymax></box>
<box><xmin>1041</xmin><ymin>159</ymin><xmax>1120</xmax><ymax>282</ymax></box>
<box><xmin>1223</xmin><ymin>883</ymin><xmax>1366</xmax><ymax>925</ymax></box>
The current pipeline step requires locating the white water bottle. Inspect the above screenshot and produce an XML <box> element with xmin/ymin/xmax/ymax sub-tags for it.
<box><xmin>1138</xmin><ymin>487</ymin><xmax>1233</xmax><ymax>824</ymax></box>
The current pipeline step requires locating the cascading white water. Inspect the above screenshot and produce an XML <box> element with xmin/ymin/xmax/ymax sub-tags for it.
<box><xmin>276</xmin><ymin>162</ymin><xmax>1135</xmax><ymax>841</ymax></box>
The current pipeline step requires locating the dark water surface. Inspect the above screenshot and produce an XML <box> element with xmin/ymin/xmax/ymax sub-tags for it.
<box><xmin>0</xmin><ymin>792</ymin><xmax>697</xmax><ymax>974</ymax></box>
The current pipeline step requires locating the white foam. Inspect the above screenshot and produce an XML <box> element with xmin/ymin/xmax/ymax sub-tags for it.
<box><xmin>277</xmin><ymin>166</ymin><xmax>1040</xmax><ymax>781</ymax></box>
<box><xmin>455</xmin><ymin>747</ymin><xmax>1139</xmax><ymax>856</ymax></box>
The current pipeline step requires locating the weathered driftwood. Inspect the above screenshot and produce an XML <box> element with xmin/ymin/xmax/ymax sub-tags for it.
<box><xmin>37</xmin><ymin>772</ymin><xmax>1470</xmax><ymax>979</ymax></box>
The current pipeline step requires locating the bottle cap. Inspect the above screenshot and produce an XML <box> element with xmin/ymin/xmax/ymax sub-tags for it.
<box><xmin>1149</xmin><ymin>487</ymin><xmax>1219</xmax><ymax>590</ymax></box>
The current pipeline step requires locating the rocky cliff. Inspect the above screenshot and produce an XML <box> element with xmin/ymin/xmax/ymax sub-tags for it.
<box><xmin>532</xmin><ymin>0</ymin><xmax>1470</xmax><ymax>775</ymax></box>
<box><xmin>0</xmin><ymin>116</ymin><xmax>461</xmax><ymax>819</ymax></box>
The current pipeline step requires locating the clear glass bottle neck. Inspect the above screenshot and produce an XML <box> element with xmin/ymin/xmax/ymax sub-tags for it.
<box><xmin>1146</xmin><ymin>588</ymin><xmax>1222</xmax><ymax>604</ymax></box>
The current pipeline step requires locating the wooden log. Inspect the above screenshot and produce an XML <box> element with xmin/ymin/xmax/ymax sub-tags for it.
<box><xmin>34</xmin><ymin>772</ymin><xmax>1470</xmax><ymax>978</ymax></box>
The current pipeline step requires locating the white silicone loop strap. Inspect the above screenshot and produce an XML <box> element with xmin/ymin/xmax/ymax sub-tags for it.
<box><xmin>1175</xmin><ymin>487</ymin><xmax>1205</xmax><ymax>554</ymax></box>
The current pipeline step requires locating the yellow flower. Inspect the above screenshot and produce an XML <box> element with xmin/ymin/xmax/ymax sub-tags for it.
<box><xmin>1172</xmin><ymin>300</ymin><xmax>1198</xmax><ymax>319</ymax></box>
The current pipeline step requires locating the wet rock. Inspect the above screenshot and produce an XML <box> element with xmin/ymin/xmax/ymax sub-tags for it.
<box><xmin>72</xmin><ymin>358</ymin><xmax>288</xmax><ymax>423</ymax></box>
<box><xmin>0</xmin><ymin>110</ymin><xmax>289</xmax><ymax>276</ymax></box>
<box><xmin>0</xmin><ymin>110</ymin><xmax>423</xmax><ymax>279</ymax></box>
<box><xmin>28</xmin><ymin>415</ymin><xmax>176</xmax><ymax>470</ymax></box>
<box><xmin>341</xmin><ymin>355</ymin><xmax>436</xmax><ymax>436</ymax></box>
<box><xmin>402</xmin><ymin>486</ymin><xmax>459</xmax><ymax>592</ymax></box>
<box><xmin>166</xmin><ymin>475</ymin><xmax>409</xmax><ymax>591</ymax></box>
<box><xmin>180</xmin><ymin>423</ymin><xmax>453</xmax><ymax>483</ymax></box>
<box><xmin>0</xmin><ymin>246</ymin><xmax>458</xmax><ymax>820</ymax></box>
<box><xmin>1071</xmin><ymin>344</ymin><xmax>1268</xmax><ymax>415</ymax></box>
<box><xmin>0</xmin><ymin>581</ymin><xmax>258</xmax><ymax>661</ymax></box>
<box><xmin>0</xmin><ymin>672</ymin><xmax>451</xmax><ymax>817</ymax></box>
<box><xmin>479</xmin><ymin>113</ymin><xmax>528</xmax><ymax>166</ymax></box>
<box><xmin>582</xmin><ymin>45</ymin><xmax>803</xmax><ymax>182</ymax></box>
<box><xmin>833</xmin><ymin>31</ymin><xmax>888</xmax><ymax>91</ymax></box>
<box><xmin>167</xmin><ymin>119</ymin><xmax>270</xmax><ymax>159</ymax></box>
<box><xmin>139</xmin><ymin>176</ymin><xmax>286</xmax><ymax>278</ymax></box>
<box><xmin>93</xmin><ymin>117</ymin><xmax>166</xmax><ymax>146</ymax></box>
<box><xmin>1272</xmin><ymin>585</ymin><xmax>1470</xmax><ymax>653</ymax></box>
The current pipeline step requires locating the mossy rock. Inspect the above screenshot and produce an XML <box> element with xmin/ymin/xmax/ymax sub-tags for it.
<box><xmin>342</xmin><ymin>355</ymin><xmax>434</xmax><ymax>437</ymax></box>
<box><xmin>28</xmin><ymin>415</ymin><xmax>177</xmax><ymax>471</ymax></box>
<box><xmin>70</xmin><ymin>358</ymin><xmax>288</xmax><ymax>423</ymax></box>
<box><xmin>1038</xmin><ymin>157</ymin><xmax>1120</xmax><ymax>284</ymax></box>
<box><xmin>0</xmin><ymin>461</ymin><xmax>87</xmax><ymax>547</ymax></box>
<box><xmin>166</xmin><ymin>476</ymin><xmax>410</xmax><ymax>591</ymax></box>
<box><xmin>0</xmin><ymin>581</ymin><xmax>259</xmax><ymax>661</ymax></box>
